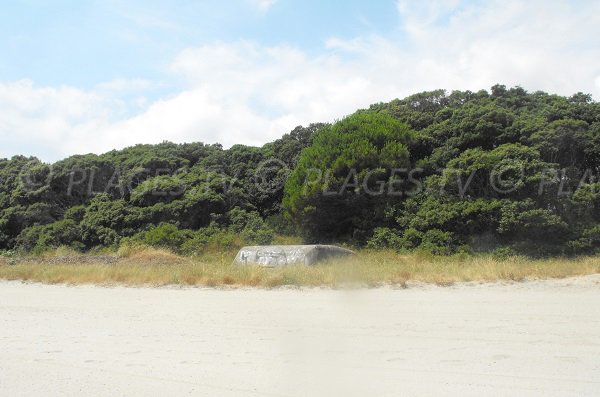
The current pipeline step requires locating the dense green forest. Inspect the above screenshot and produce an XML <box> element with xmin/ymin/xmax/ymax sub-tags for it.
<box><xmin>1</xmin><ymin>85</ymin><xmax>599</xmax><ymax>256</ymax></box>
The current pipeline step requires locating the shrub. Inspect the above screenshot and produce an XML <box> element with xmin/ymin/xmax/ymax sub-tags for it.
<box><xmin>15</xmin><ymin>219</ymin><xmax>84</xmax><ymax>253</ymax></box>
<box><xmin>419</xmin><ymin>229</ymin><xmax>455</xmax><ymax>255</ymax></box>
<box><xmin>265</xmin><ymin>213</ymin><xmax>297</xmax><ymax>235</ymax></box>
<box><xmin>492</xmin><ymin>246</ymin><xmax>519</xmax><ymax>259</ymax></box>
<box><xmin>568</xmin><ymin>226</ymin><xmax>600</xmax><ymax>254</ymax></box>
<box><xmin>180</xmin><ymin>225</ymin><xmax>239</xmax><ymax>255</ymax></box>
<box><xmin>498</xmin><ymin>202</ymin><xmax>569</xmax><ymax>244</ymax></box>
<box><xmin>240</xmin><ymin>217</ymin><xmax>274</xmax><ymax>245</ymax></box>
<box><xmin>401</xmin><ymin>228</ymin><xmax>423</xmax><ymax>250</ymax></box>
<box><xmin>129</xmin><ymin>223</ymin><xmax>192</xmax><ymax>252</ymax></box>
<box><xmin>225</xmin><ymin>208</ymin><xmax>274</xmax><ymax>245</ymax></box>
<box><xmin>130</xmin><ymin>175</ymin><xmax>186</xmax><ymax>206</ymax></box>
<box><xmin>64</xmin><ymin>205</ymin><xmax>86</xmax><ymax>223</ymax></box>
<box><xmin>367</xmin><ymin>228</ymin><xmax>403</xmax><ymax>250</ymax></box>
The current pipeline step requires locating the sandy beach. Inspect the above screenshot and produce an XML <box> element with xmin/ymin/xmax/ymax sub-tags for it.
<box><xmin>1</xmin><ymin>277</ymin><xmax>600</xmax><ymax>396</ymax></box>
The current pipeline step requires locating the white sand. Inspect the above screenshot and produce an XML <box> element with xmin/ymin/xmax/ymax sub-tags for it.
<box><xmin>1</xmin><ymin>276</ymin><xmax>600</xmax><ymax>396</ymax></box>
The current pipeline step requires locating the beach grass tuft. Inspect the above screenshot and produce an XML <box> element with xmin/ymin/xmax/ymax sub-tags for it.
<box><xmin>1</xmin><ymin>247</ymin><xmax>599</xmax><ymax>288</ymax></box>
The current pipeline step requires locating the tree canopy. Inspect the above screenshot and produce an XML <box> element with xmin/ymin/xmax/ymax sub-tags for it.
<box><xmin>1</xmin><ymin>85</ymin><xmax>599</xmax><ymax>256</ymax></box>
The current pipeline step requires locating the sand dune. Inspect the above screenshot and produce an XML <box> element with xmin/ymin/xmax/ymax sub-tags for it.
<box><xmin>1</xmin><ymin>277</ymin><xmax>600</xmax><ymax>396</ymax></box>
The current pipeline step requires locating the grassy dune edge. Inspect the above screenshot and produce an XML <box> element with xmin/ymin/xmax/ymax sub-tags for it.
<box><xmin>1</xmin><ymin>248</ymin><xmax>599</xmax><ymax>288</ymax></box>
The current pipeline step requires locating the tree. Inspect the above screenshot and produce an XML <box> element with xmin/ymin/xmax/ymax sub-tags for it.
<box><xmin>284</xmin><ymin>112</ymin><xmax>414</xmax><ymax>242</ymax></box>
<box><xmin>2</xmin><ymin>85</ymin><xmax>599</xmax><ymax>256</ymax></box>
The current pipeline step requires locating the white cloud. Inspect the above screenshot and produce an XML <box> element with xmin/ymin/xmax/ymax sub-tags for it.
<box><xmin>0</xmin><ymin>80</ymin><xmax>122</xmax><ymax>159</ymax></box>
<box><xmin>396</xmin><ymin>0</ymin><xmax>463</xmax><ymax>36</ymax></box>
<box><xmin>0</xmin><ymin>0</ymin><xmax>599</xmax><ymax>161</ymax></box>
<box><xmin>248</xmin><ymin>0</ymin><xmax>277</xmax><ymax>12</ymax></box>
<box><xmin>96</xmin><ymin>78</ymin><xmax>157</xmax><ymax>93</ymax></box>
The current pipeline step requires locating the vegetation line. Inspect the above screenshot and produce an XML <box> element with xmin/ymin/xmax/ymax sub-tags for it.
<box><xmin>1</xmin><ymin>247</ymin><xmax>599</xmax><ymax>288</ymax></box>
<box><xmin>1</xmin><ymin>85</ymin><xmax>599</xmax><ymax>257</ymax></box>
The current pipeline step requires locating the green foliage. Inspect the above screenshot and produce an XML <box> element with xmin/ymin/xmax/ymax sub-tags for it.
<box><xmin>367</xmin><ymin>227</ymin><xmax>404</xmax><ymax>250</ymax></box>
<box><xmin>128</xmin><ymin>223</ymin><xmax>192</xmax><ymax>252</ymax></box>
<box><xmin>284</xmin><ymin>86</ymin><xmax>600</xmax><ymax>255</ymax></box>
<box><xmin>180</xmin><ymin>225</ymin><xmax>238</xmax><ymax>255</ymax></box>
<box><xmin>498</xmin><ymin>201</ymin><xmax>569</xmax><ymax>241</ymax></box>
<box><xmin>568</xmin><ymin>226</ymin><xmax>600</xmax><ymax>254</ymax></box>
<box><xmin>15</xmin><ymin>219</ymin><xmax>83</xmax><ymax>253</ymax></box>
<box><xmin>240</xmin><ymin>217</ymin><xmax>274</xmax><ymax>245</ymax></box>
<box><xmin>1</xmin><ymin>85</ymin><xmax>599</xmax><ymax>257</ymax></box>
<box><xmin>284</xmin><ymin>112</ymin><xmax>414</xmax><ymax>242</ymax></box>
<box><xmin>367</xmin><ymin>227</ymin><xmax>455</xmax><ymax>255</ymax></box>
<box><xmin>124</xmin><ymin>208</ymin><xmax>275</xmax><ymax>255</ymax></box>
<box><xmin>420</xmin><ymin>229</ymin><xmax>455</xmax><ymax>256</ymax></box>
<box><xmin>225</xmin><ymin>208</ymin><xmax>274</xmax><ymax>245</ymax></box>
<box><xmin>130</xmin><ymin>175</ymin><xmax>186</xmax><ymax>206</ymax></box>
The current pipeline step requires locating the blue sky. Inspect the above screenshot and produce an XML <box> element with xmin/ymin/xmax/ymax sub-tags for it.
<box><xmin>1</xmin><ymin>0</ymin><xmax>599</xmax><ymax>161</ymax></box>
<box><xmin>0</xmin><ymin>0</ymin><xmax>398</xmax><ymax>90</ymax></box>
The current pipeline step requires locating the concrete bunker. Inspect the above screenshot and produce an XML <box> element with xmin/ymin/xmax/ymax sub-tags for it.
<box><xmin>233</xmin><ymin>245</ymin><xmax>354</xmax><ymax>267</ymax></box>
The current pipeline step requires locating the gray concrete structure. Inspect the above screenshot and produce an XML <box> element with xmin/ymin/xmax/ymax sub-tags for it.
<box><xmin>233</xmin><ymin>245</ymin><xmax>354</xmax><ymax>267</ymax></box>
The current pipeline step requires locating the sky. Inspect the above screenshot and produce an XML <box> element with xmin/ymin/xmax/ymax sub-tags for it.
<box><xmin>1</xmin><ymin>0</ymin><xmax>599</xmax><ymax>162</ymax></box>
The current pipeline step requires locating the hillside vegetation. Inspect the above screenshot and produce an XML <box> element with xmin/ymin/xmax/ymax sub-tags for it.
<box><xmin>1</xmin><ymin>85</ymin><xmax>599</xmax><ymax>257</ymax></box>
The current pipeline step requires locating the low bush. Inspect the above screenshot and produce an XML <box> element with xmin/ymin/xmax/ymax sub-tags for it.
<box><xmin>15</xmin><ymin>219</ymin><xmax>84</xmax><ymax>254</ymax></box>
<box><xmin>122</xmin><ymin>209</ymin><xmax>275</xmax><ymax>255</ymax></box>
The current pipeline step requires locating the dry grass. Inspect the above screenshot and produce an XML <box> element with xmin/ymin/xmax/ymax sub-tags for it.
<box><xmin>0</xmin><ymin>248</ymin><xmax>599</xmax><ymax>288</ymax></box>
